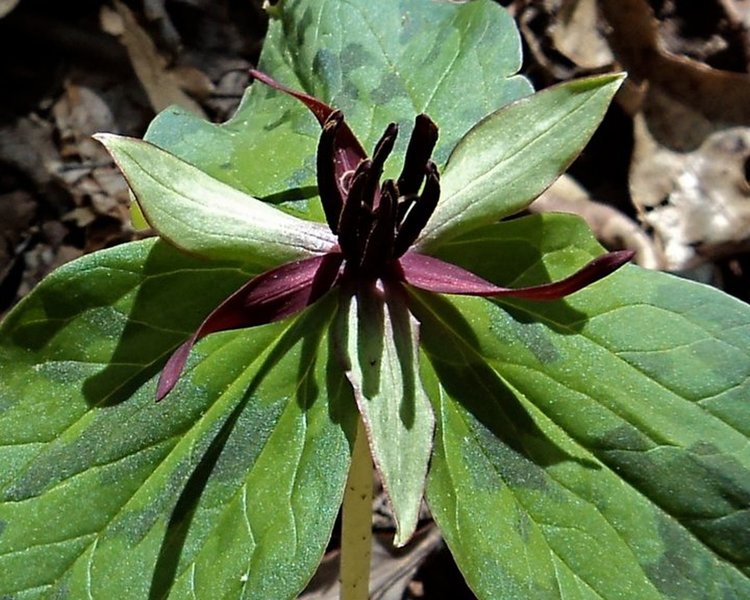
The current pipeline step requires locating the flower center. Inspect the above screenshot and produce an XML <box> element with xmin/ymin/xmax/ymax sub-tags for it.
<box><xmin>317</xmin><ymin>112</ymin><xmax>441</xmax><ymax>281</ymax></box>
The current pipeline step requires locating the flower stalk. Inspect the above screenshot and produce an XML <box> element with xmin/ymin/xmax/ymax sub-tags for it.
<box><xmin>340</xmin><ymin>416</ymin><xmax>373</xmax><ymax>600</ymax></box>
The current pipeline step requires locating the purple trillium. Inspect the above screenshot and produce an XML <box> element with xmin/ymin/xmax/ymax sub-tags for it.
<box><xmin>156</xmin><ymin>71</ymin><xmax>634</xmax><ymax>401</ymax></box>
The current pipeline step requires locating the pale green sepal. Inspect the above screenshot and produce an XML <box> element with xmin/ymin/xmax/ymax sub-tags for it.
<box><xmin>127</xmin><ymin>190</ymin><xmax>149</xmax><ymax>230</ymax></box>
<box><xmin>334</xmin><ymin>282</ymin><xmax>435</xmax><ymax>546</ymax></box>
<box><xmin>417</xmin><ymin>74</ymin><xmax>625</xmax><ymax>250</ymax></box>
<box><xmin>95</xmin><ymin>133</ymin><xmax>335</xmax><ymax>268</ymax></box>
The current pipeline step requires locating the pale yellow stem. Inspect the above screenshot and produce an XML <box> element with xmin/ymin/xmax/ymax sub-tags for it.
<box><xmin>340</xmin><ymin>416</ymin><xmax>373</xmax><ymax>600</ymax></box>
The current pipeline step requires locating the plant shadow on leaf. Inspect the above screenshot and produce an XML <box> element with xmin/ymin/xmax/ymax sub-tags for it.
<box><xmin>8</xmin><ymin>264</ymin><xmax>140</xmax><ymax>354</ymax></box>
<box><xmin>260</xmin><ymin>185</ymin><xmax>319</xmax><ymax>206</ymax></box>
<box><xmin>389</xmin><ymin>288</ymin><xmax>418</xmax><ymax>429</ymax></box>
<box><xmin>78</xmin><ymin>241</ymin><xmax>251</xmax><ymax>407</ymax></box>
<box><xmin>148</xmin><ymin>293</ymin><xmax>346</xmax><ymax>599</ymax></box>
<box><xmin>412</xmin><ymin>290</ymin><xmax>599</xmax><ymax>474</ymax></box>
<box><xmin>334</xmin><ymin>285</ymin><xmax>420</xmax><ymax>430</ymax></box>
<box><xmin>354</xmin><ymin>288</ymin><xmax>386</xmax><ymax>400</ymax></box>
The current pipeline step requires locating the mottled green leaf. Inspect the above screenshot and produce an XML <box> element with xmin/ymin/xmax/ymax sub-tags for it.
<box><xmin>96</xmin><ymin>134</ymin><xmax>334</xmax><ymax>269</ymax></box>
<box><xmin>144</xmin><ymin>0</ymin><xmax>531</xmax><ymax>217</ymax></box>
<box><xmin>418</xmin><ymin>75</ymin><xmax>625</xmax><ymax>248</ymax></box>
<box><xmin>0</xmin><ymin>240</ymin><xmax>356</xmax><ymax>599</ymax></box>
<box><xmin>334</xmin><ymin>283</ymin><xmax>434</xmax><ymax>546</ymax></box>
<box><xmin>411</xmin><ymin>214</ymin><xmax>750</xmax><ymax>599</ymax></box>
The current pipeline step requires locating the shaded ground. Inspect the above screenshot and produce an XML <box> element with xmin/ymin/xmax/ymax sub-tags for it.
<box><xmin>2</xmin><ymin>0</ymin><xmax>750</xmax><ymax>597</ymax></box>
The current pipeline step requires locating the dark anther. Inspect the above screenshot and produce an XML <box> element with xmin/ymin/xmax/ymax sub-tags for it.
<box><xmin>338</xmin><ymin>159</ymin><xmax>372</xmax><ymax>257</ymax></box>
<box><xmin>372</xmin><ymin>123</ymin><xmax>399</xmax><ymax>174</ymax></box>
<box><xmin>317</xmin><ymin>111</ymin><xmax>442</xmax><ymax>275</ymax></box>
<box><xmin>317</xmin><ymin>111</ymin><xmax>346</xmax><ymax>233</ymax></box>
<box><xmin>397</xmin><ymin>114</ymin><xmax>439</xmax><ymax>197</ymax></box>
<box><xmin>364</xmin><ymin>123</ymin><xmax>399</xmax><ymax>212</ymax></box>
<box><xmin>360</xmin><ymin>179</ymin><xmax>398</xmax><ymax>275</ymax></box>
<box><xmin>393</xmin><ymin>161</ymin><xmax>440</xmax><ymax>257</ymax></box>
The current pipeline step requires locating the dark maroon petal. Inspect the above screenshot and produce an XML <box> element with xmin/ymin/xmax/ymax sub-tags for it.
<box><xmin>250</xmin><ymin>69</ymin><xmax>366</xmax><ymax>175</ymax></box>
<box><xmin>399</xmin><ymin>250</ymin><xmax>634</xmax><ymax>299</ymax></box>
<box><xmin>250</xmin><ymin>69</ymin><xmax>336</xmax><ymax>126</ymax></box>
<box><xmin>156</xmin><ymin>252</ymin><xmax>344</xmax><ymax>401</ymax></box>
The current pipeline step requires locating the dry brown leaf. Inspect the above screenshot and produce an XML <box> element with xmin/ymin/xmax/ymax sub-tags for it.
<box><xmin>550</xmin><ymin>0</ymin><xmax>613</xmax><ymax>70</ymax></box>
<box><xmin>99</xmin><ymin>1</ymin><xmax>206</xmax><ymax>116</ymax></box>
<box><xmin>63</xmin><ymin>207</ymin><xmax>97</xmax><ymax>228</ymax></box>
<box><xmin>597</xmin><ymin>0</ymin><xmax>750</xmax><ymax>271</ymax></box>
<box><xmin>170</xmin><ymin>65</ymin><xmax>215</xmax><ymax>100</ymax></box>
<box><xmin>300</xmin><ymin>526</ymin><xmax>443</xmax><ymax>600</ymax></box>
<box><xmin>601</xmin><ymin>0</ymin><xmax>750</xmax><ymax>150</ymax></box>
<box><xmin>631</xmin><ymin>116</ymin><xmax>750</xmax><ymax>270</ymax></box>
<box><xmin>517</xmin><ymin>0</ymin><xmax>614</xmax><ymax>79</ymax></box>
<box><xmin>53</xmin><ymin>82</ymin><xmax>115</xmax><ymax>160</ymax></box>
<box><xmin>0</xmin><ymin>116</ymin><xmax>60</xmax><ymax>192</ymax></box>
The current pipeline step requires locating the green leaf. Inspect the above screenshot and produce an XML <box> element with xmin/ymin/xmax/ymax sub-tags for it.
<box><xmin>95</xmin><ymin>134</ymin><xmax>335</xmax><ymax>268</ymax></box>
<box><xmin>0</xmin><ymin>239</ymin><xmax>356</xmax><ymax>599</ymax></box>
<box><xmin>334</xmin><ymin>283</ymin><xmax>434</xmax><ymax>546</ymax></box>
<box><xmin>143</xmin><ymin>0</ymin><xmax>531</xmax><ymax>216</ymax></box>
<box><xmin>262</xmin><ymin>0</ymin><xmax>531</xmax><ymax>163</ymax></box>
<box><xmin>418</xmin><ymin>75</ymin><xmax>625</xmax><ymax>248</ymax></box>
<box><xmin>412</xmin><ymin>214</ymin><xmax>750</xmax><ymax>598</ymax></box>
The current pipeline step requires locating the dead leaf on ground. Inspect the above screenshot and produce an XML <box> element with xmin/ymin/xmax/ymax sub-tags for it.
<box><xmin>300</xmin><ymin>526</ymin><xmax>443</xmax><ymax>600</ymax></box>
<box><xmin>53</xmin><ymin>82</ymin><xmax>115</xmax><ymax>161</ymax></box>
<box><xmin>51</xmin><ymin>82</ymin><xmax>131</xmax><ymax>226</ymax></box>
<box><xmin>549</xmin><ymin>0</ymin><xmax>613</xmax><ymax>70</ymax></box>
<box><xmin>517</xmin><ymin>0</ymin><xmax>614</xmax><ymax>81</ymax></box>
<box><xmin>589</xmin><ymin>0</ymin><xmax>750</xmax><ymax>272</ymax></box>
<box><xmin>631</xmin><ymin>116</ymin><xmax>750</xmax><ymax>270</ymax></box>
<box><xmin>100</xmin><ymin>0</ymin><xmax>208</xmax><ymax>116</ymax></box>
<box><xmin>601</xmin><ymin>0</ymin><xmax>750</xmax><ymax>149</ymax></box>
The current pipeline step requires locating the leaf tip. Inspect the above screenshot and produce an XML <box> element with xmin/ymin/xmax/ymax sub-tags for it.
<box><xmin>568</xmin><ymin>71</ymin><xmax>627</xmax><ymax>96</ymax></box>
<box><xmin>92</xmin><ymin>132</ymin><xmax>127</xmax><ymax>150</ymax></box>
<box><xmin>92</xmin><ymin>133</ymin><xmax>114</xmax><ymax>156</ymax></box>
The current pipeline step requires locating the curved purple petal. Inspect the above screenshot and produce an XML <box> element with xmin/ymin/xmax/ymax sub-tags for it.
<box><xmin>250</xmin><ymin>69</ymin><xmax>366</xmax><ymax>174</ymax></box>
<box><xmin>156</xmin><ymin>252</ymin><xmax>344</xmax><ymax>401</ymax></box>
<box><xmin>399</xmin><ymin>250</ymin><xmax>634</xmax><ymax>299</ymax></box>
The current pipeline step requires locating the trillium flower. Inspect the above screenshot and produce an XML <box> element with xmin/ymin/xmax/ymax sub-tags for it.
<box><xmin>96</xmin><ymin>71</ymin><xmax>632</xmax><ymax>544</ymax></box>
<box><xmin>143</xmin><ymin>70</ymin><xmax>633</xmax><ymax>402</ymax></box>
